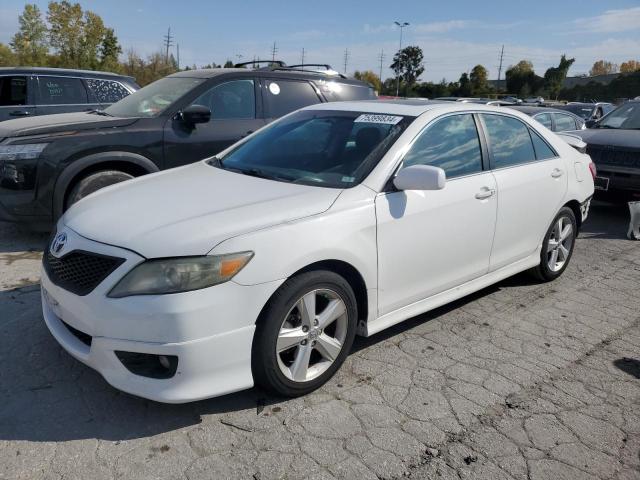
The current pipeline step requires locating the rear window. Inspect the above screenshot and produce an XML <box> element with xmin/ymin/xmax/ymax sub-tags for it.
<box><xmin>86</xmin><ymin>78</ymin><xmax>131</xmax><ymax>104</ymax></box>
<box><xmin>0</xmin><ymin>76</ymin><xmax>28</xmax><ymax>106</ymax></box>
<box><xmin>37</xmin><ymin>76</ymin><xmax>88</xmax><ymax>105</ymax></box>
<box><xmin>320</xmin><ymin>82</ymin><xmax>377</xmax><ymax>101</ymax></box>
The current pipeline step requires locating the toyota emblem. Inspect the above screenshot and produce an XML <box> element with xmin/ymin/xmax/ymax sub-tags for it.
<box><xmin>51</xmin><ymin>232</ymin><xmax>67</xmax><ymax>255</ymax></box>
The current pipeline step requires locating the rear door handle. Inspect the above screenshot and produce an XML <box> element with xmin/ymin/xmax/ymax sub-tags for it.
<box><xmin>9</xmin><ymin>110</ymin><xmax>31</xmax><ymax>117</ymax></box>
<box><xmin>551</xmin><ymin>168</ymin><xmax>564</xmax><ymax>178</ymax></box>
<box><xmin>475</xmin><ymin>187</ymin><xmax>496</xmax><ymax>200</ymax></box>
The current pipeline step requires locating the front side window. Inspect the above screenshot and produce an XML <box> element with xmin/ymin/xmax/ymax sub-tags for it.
<box><xmin>481</xmin><ymin>114</ymin><xmax>536</xmax><ymax>168</ymax></box>
<box><xmin>553</xmin><ymin>113</ymin><xmax>577</xmax><ymax>132</ymax></box>
<box><xmin>534</xmin><ymin>112</ymin><xmax>552</xmax><ymax>129</ymax></box>
<box><xmin>214</xmin><ymin>110</ymin><xmax>413</xmax><ymax>188</ymax></box>
<box><xmin>193</xmin><ymin>79</ymin><xmax>255</xmax><ymax>120</ymax></box>
<box><xmin>402</xmin><ymin>114</ymin><xmax>483</xmax><ymax>179</ymax></box>
<box><xmin>0</xmin><ymin>76</ymin><xmax>28</xmax><ymax>106</ymax></box>
<box><xmin>105</xmin><ymin>77</ymin><xmax>204</xmax><ymax>118</ymax></box>
<box><xmin>264</xmin><ymin>80</ymin><xmax>321</xmax><ymax>118</ymax></box>
<box><xmin>37</xmin><ymin>76</ymin><xmax>87</xmax><ymax>105</ymax></box>
<box><xmin>86</xmin><ymin>79</ymin><xmax>131</xmax><ymax>104</ymax></box>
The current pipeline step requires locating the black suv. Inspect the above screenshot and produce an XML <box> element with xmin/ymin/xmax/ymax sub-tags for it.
<box><xmin>0</xmin><ymin>64</ymin><xmax>376</xmax><ymax>229</ymax></box>
<box><xmin>0</xmin><ymin>67</ymin><xmax>138</xmax><ymax>122</ymax></box>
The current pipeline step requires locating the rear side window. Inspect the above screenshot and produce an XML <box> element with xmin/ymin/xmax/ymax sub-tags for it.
<box><xmin>481</xmin><ymin>114</ymin><xmax>536</xmax><ymax>169</ymax></box>
<box><xmin>329</xmin><ymin>84</ymin><xmax>377</xmax><ymax>101</ymax></box>
<box><xmin>553</xmin><ymin>113</ymin><xmax>577</xmax><ymax>132</ymax></box>
<box><xmin>534</xmin><ymin>112</ymin><xmax>552</xmax><ymax>129</ymax></box>
<box><xmin>529</xmin><ymin>129</ymin><xmax>557</xmax><ymax>160</ymax></box>
<box><xmin>264</xmin><ymin>79</ymin><xmax>321</xmax><ymax>118</ymax></box>
<box><xmin>86</xmin><ymin>79</ymin><xmax>131</xmax><ymax>104</ymax></box>
<box><xmin>193</xmin><ymin>79</ymin><xmax>256</xmax><ymax>119</ymax></box>
<box><xmin>403</xmin><ymin>114</ymin><xmax>483</xmax><ymax>179</ymax></box>
<box><xmin>0</xmin><ymin>76</ymin><xmax>28</xmax><ymax>106</ymax></box>
<box><xmin>37</xmin><ymin>76</ymin><xmax>88</xmax><ymax>105</ymax></box>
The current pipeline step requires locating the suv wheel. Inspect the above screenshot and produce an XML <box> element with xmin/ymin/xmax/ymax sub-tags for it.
<box><xmin>252</xmin><ymin>271</ymin><xmax>357</xmax><ymax>397</ymax></box>
<box><xmin>66</xmin><ymin>170</ymin><xmax>134</xmax><ymax>209</ymax></box>
<box><xmin>531</xmin><ymin>207</ymin><xmax>577</xmax><ymax>281</ymax></box>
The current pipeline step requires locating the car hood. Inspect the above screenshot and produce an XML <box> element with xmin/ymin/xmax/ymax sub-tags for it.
<box><xmin>63</xmin><ymin>161</ymin><xmax>343</xmax><ymax>258</ymax></box>
<box><xmin>573</xmin><ymin>128</ymin><xmax>640</xmax><ymax>149</ymax></box>
<box><xmin>0</xmin><ymin>112</ymin><xmax>138</xmax><ymax>138</ymax></box>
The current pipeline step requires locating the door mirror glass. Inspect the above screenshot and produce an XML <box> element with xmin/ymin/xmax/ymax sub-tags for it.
<box><xmin>393</xmin><ymin>165</ymin><xmax>446</xmax><ymax>191</ymax></box>
<box><xmin>180</xmin><ymin>104</ymin><xmax>211</xmax><ymax>124</ymax></box>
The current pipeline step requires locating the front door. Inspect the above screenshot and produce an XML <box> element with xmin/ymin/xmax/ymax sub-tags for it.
<box><xmin>0</xmin><ymin>75</ymin><xmax>36</xmax><ymax>121</ymax></box>
<box><xmin>163</xmin><ymin>78</ymin><xmax>265</xmax><ymax>168</ymax></box>
<box><xmin>376</xmin><ymin>113</ymin><xmax>498</xmax><ymax>315</ymax></box>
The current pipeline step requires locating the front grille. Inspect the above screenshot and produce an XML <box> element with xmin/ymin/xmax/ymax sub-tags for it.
<box><xmin>44</xmin><ymin>250</ymin><xmax>125</xmax><ymax>296</ymax></box>
<box><xmin>586</xmin><ymin>145</ymin><xmax>640</xmax><ymax>170</ymax></box>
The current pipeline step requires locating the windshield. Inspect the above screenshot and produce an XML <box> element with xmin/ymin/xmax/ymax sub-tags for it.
<box><xmin>105</xmin><ymin>77</ymin><xmax>204</xmax><ymax>118</ymax></box>
<box><xmin>212</xmin><ymin>110</ymin><xmax>414</xmax><ymax>188</ymax></box>
<box><xmin>598</xmin><ymin>103</ymin><xmax>640</xmax><ymax>129</ymax></box>
<box><xmin>560</xmin><ymin>104</ymin><xmax>594</xmax><ymax>119</ymax></box>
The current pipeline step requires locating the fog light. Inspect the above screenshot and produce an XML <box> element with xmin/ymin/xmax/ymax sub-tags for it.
<box><xmin>158</xmin><ymin>355</ymin><xmax>171</xmax><ymax>369</ymax></box>
<box><xmin>115</xmin><ymin>351</ymin><xmax>178</xmax><ymax>379</ymax></box>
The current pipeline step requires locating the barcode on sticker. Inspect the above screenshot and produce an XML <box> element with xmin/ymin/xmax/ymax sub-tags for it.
<box><xmin>354</xmin><ymin>114</ymin><xmax>403</xmax><ymax>125</ymax></box>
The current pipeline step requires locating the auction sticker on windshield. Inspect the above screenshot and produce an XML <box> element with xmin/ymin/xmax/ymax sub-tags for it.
<box><xmin>354</xmin><ymin>114</ymin><xmax>403</xmax><ymax>125</ymax></box>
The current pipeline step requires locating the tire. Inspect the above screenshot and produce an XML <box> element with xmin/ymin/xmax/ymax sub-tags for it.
<box><xmin>530</xmin><ymin>206</ymin><xmax>577</xmax><ymax>282</ymax></box>
<box><xmin>252</xmin><ymin>270</ymin><xmax>358</xmax><ymax>397</ymax></box>
<box><xmin>65</xmin><ymin>170</ymin><xmax>134</xmax><ymax>210</ymax></box>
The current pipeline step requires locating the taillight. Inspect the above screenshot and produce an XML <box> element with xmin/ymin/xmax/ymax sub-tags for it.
<box><xmin>588</xmin><ymin>162</ymin><xmax>597</xmax><ymax>180</ymax></box>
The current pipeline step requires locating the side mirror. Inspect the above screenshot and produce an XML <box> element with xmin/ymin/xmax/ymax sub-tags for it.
<box><xmin>393</xmin><ymin>165</ymin><xmax>446</xmax><ymax>191</ymax></box>
<box><xmin>179</xmin><ymin>104</ymin><xmax>211</xmax><ymax>125</ymax></box>
<box><xmin>585</xmin><ymin>119</ymin><xmax>597</xmax><ymax>128</ymax></box>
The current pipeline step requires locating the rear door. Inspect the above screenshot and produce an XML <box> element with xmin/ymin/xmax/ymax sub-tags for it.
<box><xmin>34</xmin><ymin>75</ymin><xmax>94</xmax><ymax>116</ymax></box>
<box><xmin>261</xmin><ymin>78</ymin><xmax>323</xmax><ymax>122</ymax></box>
<box><xmin>163</xmin><ymin>77</ymin><xmax>265</xmax><ymax>168</ymax></box>
<box><xmin>0</xmin><ymin>75</ymin><xmax>36</xmax><ymax>121</ymax></box>
<box><xmin>481</xmin><ymin>113</ymin><xmax>567</xmax><ymax>271</ymax></box>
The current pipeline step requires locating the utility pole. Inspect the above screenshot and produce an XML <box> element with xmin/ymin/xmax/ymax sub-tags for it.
<box><xmin>271</xmin><ymin>42</ymin><xmax>278</xmax><ymax>62</ymax></box>
<box><xmin>176</xmin><ymin>43</ymin><xmax>180</xmax><ymax>70</ymax></box>
<box><xmin>343</xmin><ymin>48</ymin><xmax>349</xmax><ymax>74</ymax></box>
<box><xmin>378</xmin><ymin>49</ymin><xmax>385</xmax><ymax>83</ymax></box>
<box><xmin>300</xmin><ymin>48</ymin><xmax>306</xmax><ymax>70</ymax></box>
<box><xmin>394</xmin><ymin>21</ymin><xmax>409</xmax><ymax>97</ymax></box>
<box><xmin>163</xmin><ymin>27</ymin><xmax>174</xmax><ymax>63</ymax></box>
<box><xmin>497</xmin><ymin>44</ymin><xmax>505</xmax><ymax>92</ymax></box>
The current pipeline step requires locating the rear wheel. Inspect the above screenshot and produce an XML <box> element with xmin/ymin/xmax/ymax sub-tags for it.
<box><xmin>252</xmin><ymin>271</ymin><xmax>357</xmax><ymax>397</ymax></box>
<box><xmin>531</xmin><ymin>207</ymin><xmax>577</xmax><ymax>281</ymax></box>
<box><xmin>65</xmin><ymin>170</ymin><xmax>134</xmax><ymax>210</ymax></box>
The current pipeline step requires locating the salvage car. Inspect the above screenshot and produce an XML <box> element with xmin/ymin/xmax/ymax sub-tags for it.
<box><xmin>41</xmin><ymin>101</ymin><xmax>595</xmax><ymax>402</ymax></box>
<box><xmin>0</xmin><ymin>65</ymin><xmax>375</xmax><ymax>229</ymax></box>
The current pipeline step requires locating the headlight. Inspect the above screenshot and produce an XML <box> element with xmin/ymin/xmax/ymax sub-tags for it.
<box><xmin>108</xmin><ymin>252</ymin><xmax>254</xmax><ymax>298</ymax></box>
<box><xmin>0</xmin><ymin>144</ymin><xmax>48</xmax><ymax>161</ymax></box>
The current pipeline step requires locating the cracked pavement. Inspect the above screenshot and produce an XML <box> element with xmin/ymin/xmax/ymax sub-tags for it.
<box><xmin>1</xmin><ymin>201</ymin><xmax>639</xmax><ymax>480</ymax></box>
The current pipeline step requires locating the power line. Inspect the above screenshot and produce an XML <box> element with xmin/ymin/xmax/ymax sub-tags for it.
<box><xmin>343</xmin><ymin>48</ymin><xmax>350</xmax><ymax>74</ymax></box>
<box><xmin>378</xmin><ymin>49</ymin><xmax>385</xmax><ymax>81</ymax></box>
<box><xmin>163</xmin><ymin>26</ymin><xmax>174</xmax><ymax>63</ymax></box>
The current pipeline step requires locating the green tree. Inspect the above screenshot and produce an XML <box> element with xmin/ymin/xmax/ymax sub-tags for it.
<box><xmin>10</xmin><ymin>4</ymin><xmax>49</xmax><ymax>66</ymax></box>
<box><xmin>457</xmin><ymin>72</ymin><xmax>472</xmax><ymax>96</ymax></box>
<box><xmin>0</xmin><ymin>43</ymin><xmax>17</xmax><ymax>66</ymax></box>
<box><xmin>589</xmin><ymin>59</ymin><xmax>617</xmax><ymax>76</ymax></box>
<box><xmin>100</xmin><ymin>28</ymin><xmax>121</xmax><ymax>71</ymax></box>
<box><xmin>544</xmin><ymin>54</ymin><xmax>575</xmax><ymax>99</ymax></box>
<box><xmin>223</xmin><ymin>60</ymin><xmax>234</xmax><ymax>68</ymax></box>
<box><xmin>390</xmin><ymin>45</ymin><xmax>424</xmax><ymax>95</ymax></box>
<box><xmin>505</xmin><ymin>60</ymin><xmax>542</xmax><ymax>97</ymax></box>
<box><xmin>353</xmin><ymin>70</ymin><xmax>382</xmax><ymax>92</ymax></box>
<box><xmin>469</xmin><ymin>64</ymin><xmax>490</xmax><ymax>95</ymax></box>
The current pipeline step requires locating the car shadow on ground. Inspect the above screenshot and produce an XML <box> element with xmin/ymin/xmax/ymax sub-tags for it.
<box><xmin>581</xmin><ymin>199</ymin><xmax>632</xmax><ymax>240</ymax></box>
<box><xmin>613</xmin><ymin>357</ymin><xmax>640</xmax><ymax>379</ymax></box>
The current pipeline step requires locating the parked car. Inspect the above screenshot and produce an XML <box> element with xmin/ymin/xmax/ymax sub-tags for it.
<box><xmin>523</xmin><ymin>96</ymin><xmax>545</xmax><ymax>105</ymax></box>
<box><xmin>507</xmin><ymin>106</ymin><xmax>585</xmax><ymax>132</ymax></box>
<box><xmin>0</xmin><ymin>65</ymin><xmax>376</xmax><ymax>230</ymax></box>
<box><xmin>41</xmin><ymin>100</ymin><xmax>595</xmax><ymax>402</ymax></box>
<box><xmin>572</xmin><ymin>100</ymin><xmax>640</xmax><ymax>195</ymax></box>
<box><xmin>557</xmin><ymin>102</ymin><xmax>615</xmax><ymax>125</ymax></box>
<box><xmin>0</xmin><ymin>67</ymin><xmax>138</xmax><ymax>122</ymax></box>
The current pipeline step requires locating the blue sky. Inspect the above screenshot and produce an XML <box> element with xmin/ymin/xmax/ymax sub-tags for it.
<box><xmin>1</xmin><ymin>0</ymin><xmax>640</xmax><ymax>81</ymax></box>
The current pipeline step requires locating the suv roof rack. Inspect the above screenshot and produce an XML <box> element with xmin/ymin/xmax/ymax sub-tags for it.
<box><xmin>233</xmin><ymin>60</ymin><xmax>347</xmax><ymax>79</ymax></box>
<box><xmin>234</xmin><ymin>60</ymin><xmax>287</xmax><ymax>68</ymax></box>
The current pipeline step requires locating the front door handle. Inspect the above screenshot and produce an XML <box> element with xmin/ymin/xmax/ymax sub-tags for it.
<box><xmin>475</xmin><ymin>187</ymin><xmax>496</xmax><ymax>200</ymax></box>
<box><xmin>551</xmin><ymin>168</ymin><xmax>564</xmax><ymax>178</ymax></box>
<box><xmin>9</xmin><ymin>110</ymin><xmax>31</xmax><ymax>117</ymax></box>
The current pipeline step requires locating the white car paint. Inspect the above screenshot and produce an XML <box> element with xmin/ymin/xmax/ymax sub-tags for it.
<box><xmin>41</xmin><ymin>101</ymin><xmax>595</xmax><ymax>403</ymax></box>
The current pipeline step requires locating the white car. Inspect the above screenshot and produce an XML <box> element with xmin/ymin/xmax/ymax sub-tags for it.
<box><xmin>41</xmin><ymin>100</ymin><xmax>595</xmax><ymax>403</ymax></box>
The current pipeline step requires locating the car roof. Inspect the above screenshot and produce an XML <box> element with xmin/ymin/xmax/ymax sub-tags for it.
<box><xmin>507</xmin><ymin>105</ymin><xmax>577</xmax><ymax>115</ymax></box>
<box><xmin>0</xmin><ymin>66</ymin><xmax>134</xmax><ymax>81</ymax></box>
<box><xmin>302</xmin><ymin>99</ymin><xmax>517</xmax><ymax>116</ymax></box>
<box><xmin>168</xmin><ymin>67</ymin><xmax>369</xmax><ymax>87</ymax></box>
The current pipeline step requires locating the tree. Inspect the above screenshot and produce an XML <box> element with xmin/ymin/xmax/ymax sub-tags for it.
<box><xmin>457</xmin><ymin>72</ymin><xmax>472</xmax><ymax>96</ymax></box>
<box><xmin>469</xmin><ymin>64</ymin><xmax>490</xmax><ymax>95</ymax></box>
<box><xmin>353</xmin><ymin>70</ymin><xmax>381</xmax><ymax>92</ymax></box>
<box><xmin>390</xmin><ymin>45</ymin><xmax>424</xmax><ymax>95</ymax></box>
<box><xmin>0</xmin><ymin>43</ymin><xmax>17</xmax><ymax>66</ymax></box>
<box><xmin>589</xmin><ymin>60</ymin><xmax>617</xmax><ymax>76</ymax></box>
<box><xmin>100</xmin><ymin>28</ymin><xmax>121</xmax><ymax>71</ymax></box>
<box><xmin>620</xmin><ymin>60</ymin><xmax>640</xmax><ymax>73</ymax></box>
<box><xmin>505</xmin><ymin>60</ymin><xmax>542</xmax><ymax>97</ymax></box>
<box><xmin>10</xmin><ymin>4</ymin><xmax>48</xmax><ymax>66</ymax></box>
<box><xmin>544</xmin><ymin>54</ymin><xmax>575</xmax><ymax>99</ymax></box>
<box><xmin>223</xmin><ymin>60</ymin><xmax>234</xmax><ymax>68</ymax></box>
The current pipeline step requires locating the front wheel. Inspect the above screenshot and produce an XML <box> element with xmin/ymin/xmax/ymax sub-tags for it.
<box><xmin>65</xmin><ymin>170</ymin><xmax>134</xmax><ymax>210</ymax></box>
<box><xmin>531</xmin><ymin>206</ymin><xmax>577</xmax><ymax>281</ymax></box>
<box><xmin>252</xmin><ymin>271</ymin><xmax>358</xmax><ymax>397</ymax></box>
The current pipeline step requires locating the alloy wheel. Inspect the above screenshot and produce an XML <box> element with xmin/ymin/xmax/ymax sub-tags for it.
<box><xmin>547</xmin><ymin>215</ymin><xmax>574</xmax><ymax>272</ymax></box>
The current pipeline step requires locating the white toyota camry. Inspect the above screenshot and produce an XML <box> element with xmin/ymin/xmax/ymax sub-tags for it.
<box><xmin>41</xmin><ymin>100</ymin><xmax>595</xmax><ymax>403</ymax></box>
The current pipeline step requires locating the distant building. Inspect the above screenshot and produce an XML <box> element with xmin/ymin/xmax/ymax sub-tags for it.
<box><xmin>489</xmin><ymin>73</ymin><xmax>621</xmax><ymax>91</ymax></box>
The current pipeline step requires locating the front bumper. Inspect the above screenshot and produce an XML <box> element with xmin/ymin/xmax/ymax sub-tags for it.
<box><xmin>39</xmin><ymin>226</ymin><xmax>284</xmax><ymax>403</ymax></box>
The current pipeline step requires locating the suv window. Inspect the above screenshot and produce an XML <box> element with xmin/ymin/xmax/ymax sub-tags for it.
<box><xmin>264</xmin><ymin>79</ymin><xmax>321</xmax><ymax>118</ymax></box>
<box><xmin>553</xmin><ymin>113</ymin><xmax>577</xmax><ymax>132</ymax></box>
<box><xmin>482</xmin><ymin>114</ymin><xmax>536</xmax><ymax>168</ymax></box>
<box><xmin>534</xmin><ymin>112</ymin><xmax>552</xmax><ymax>129</ymax></box>
<box><xmin>86</xmin><ymin>78</ymin><xmax>130</xmax><ymax>104</ymax></box>
<box><xmin>193</xmin><ymin>79</ymin><xmax>255</xmax><ymax>119</ymax></box>
<box><xmin>403</xmin><ymin>114</ymin><xmax>483</xmax><ymax>179</ymax></box>
<box><xmin>0</xmin><ymin>76</ymin><xmax>28</xmax><ymax>106</ymax></box>
<box><xmin>37</xmin><ymin>76</ymin><xmax>88</xmax><ymax>105</ymax></box>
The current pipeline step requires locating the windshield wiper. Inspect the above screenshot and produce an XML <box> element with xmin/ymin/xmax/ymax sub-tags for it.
<box><xmin>232</xmin><ymin>167</ymin><xmax>295</xmax><ymax>182</ymax></box>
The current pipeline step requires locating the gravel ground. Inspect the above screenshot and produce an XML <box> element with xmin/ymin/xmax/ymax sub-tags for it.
<box><xmin>0</xmin><ymin>201</ymin><xmax>639</xmax><ymax>480</ymax></box>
